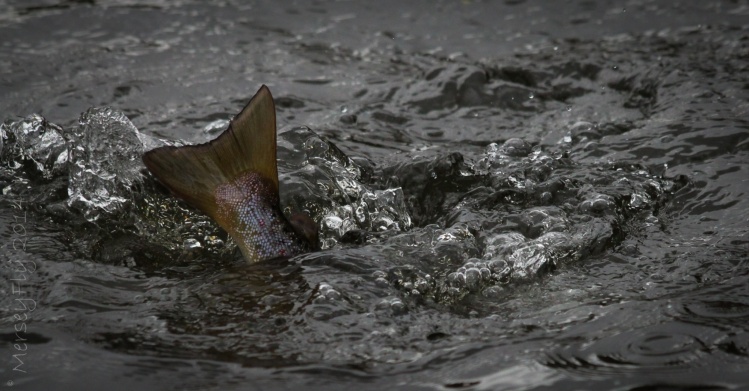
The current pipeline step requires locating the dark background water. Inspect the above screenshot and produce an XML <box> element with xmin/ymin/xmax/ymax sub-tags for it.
<box><xmin>1</xmin><ymin>0</ymin><xmax>748</xmax><ymax>390</ymax></box>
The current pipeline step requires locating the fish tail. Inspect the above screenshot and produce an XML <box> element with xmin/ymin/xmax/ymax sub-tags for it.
<box><xmin>143</xmin><ymin>86</ymin><xmax>294</xmax><ymax>261</ymax></box>
<box><xmin>142</xmin><ymin>85</ymin><xmax>280</xmax><ymax>218</ymax></box>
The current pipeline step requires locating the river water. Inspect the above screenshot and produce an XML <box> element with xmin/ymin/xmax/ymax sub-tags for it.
<box><xmin>1</xmin><ymin>1</ymin><xmax>748</xmax><ymax>390</ymax></box>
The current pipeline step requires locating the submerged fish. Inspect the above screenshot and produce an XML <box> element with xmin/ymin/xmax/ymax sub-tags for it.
<box><xmin>142</xmin><ymin>85</ymin><xmax>317</xmax><ymax>262</ymax></box>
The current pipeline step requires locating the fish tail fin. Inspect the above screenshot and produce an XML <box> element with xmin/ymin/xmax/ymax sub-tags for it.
<box><xmin>142</xmin><ymin>85</ymin><xmax>279</xmax><ymax>219</ymax></box>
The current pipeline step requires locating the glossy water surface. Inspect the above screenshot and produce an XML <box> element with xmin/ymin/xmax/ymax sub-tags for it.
<box><xmin>1</xmin><ymin>1</ymin><xmax>748</xmax><ymax>390</ymax></box>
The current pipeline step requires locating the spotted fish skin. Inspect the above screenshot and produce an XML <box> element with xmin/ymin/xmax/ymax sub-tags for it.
<box><xmin>141</xmin><ymin>85</ymin><xmax>317</xmax><ymax>262</ymax></box>
<box><xmin>215</xmin><ymin>171</ymin><xmax>310</xmax><ymax>260</ymax></box>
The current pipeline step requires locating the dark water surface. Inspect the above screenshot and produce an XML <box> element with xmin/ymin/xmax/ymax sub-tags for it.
<box><xmin>1</xmin><ymin>1</ymin><xmax>748</xmax><ymax>390</ymax></box>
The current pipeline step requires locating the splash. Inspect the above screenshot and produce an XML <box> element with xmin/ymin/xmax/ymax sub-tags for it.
<box><xmin>1</xmin><ymin>109</ymin><xmax>412</xmax><ymax>262</ymax></box>
<box><xmin>66</xmin><ymin>107</ymin><xmax>164</xmax><ymax>221</ymax></box>
<box><xmin>0</xmin><ymin>114</ymin><xmax>67</xmax><ymax>182</ymax></box>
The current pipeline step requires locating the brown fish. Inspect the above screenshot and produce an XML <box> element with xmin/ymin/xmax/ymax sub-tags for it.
<box><xmin>142</xmin><ymin>85</ymin><xmax>317</xmax><ymax>262</ymax></box>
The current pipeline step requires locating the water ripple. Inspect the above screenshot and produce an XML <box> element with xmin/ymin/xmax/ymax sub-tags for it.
<box><xmin>545</xmin><ymin>322</ymin><xmax>722</xmax><ymax>376</ymax></box>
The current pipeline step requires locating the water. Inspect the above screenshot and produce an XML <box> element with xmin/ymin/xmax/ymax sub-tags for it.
<box><xmin>1</xmin><ymin>0</ymin><xmax>748</xmax><ymax>389</ymax></box>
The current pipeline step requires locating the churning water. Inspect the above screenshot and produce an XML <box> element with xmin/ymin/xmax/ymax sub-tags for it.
<box><xmin>1</xmin><ymin>1</ymin><xmax>748</xmax><ymax>390</ymax></box>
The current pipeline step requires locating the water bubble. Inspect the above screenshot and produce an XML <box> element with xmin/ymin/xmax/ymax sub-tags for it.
<box><xmin>414</xmin><ymin>278</ymin><xmax>429</xmax><ymax>294</ymax></box>
<box><xmin>203</xmin><ymin>235</ymin><xmax>224</xmax><ymax>248</ymax></box>
<box><xmin>579</xmin><ymin>193</ymin><xmax>616</xmax><ymax>217</ymax></box>
<box><xmin>317</xmin><ymin>283</ymin><xmax>342</xmax><ymax>301</ymax></box>
<box><xmin>501</xmin><ymin>138</ymin><xmax>532</xmax><ymax>157</ymax></box>
<box><xmin>390</xmin><ymin>298</ymin><xmax>406</xmax><ymax>315</ymax></box>
<box><xmin>483</xmin><ymin>285</ymin><xmax>503</xmax><ymax>299</ymax></box>
<box><xmin>323</xmin><ymin>215</ymin><xmax>344</xmax><ymax>233</ymax></box>
<box><xmin>375</xmin><ymin>277</ymin><xmax>389</xmax><ymax>288</ymax></box>
<box><xmin>539</xmin><ymin>191</ymin><xmax>553</xmax><ymax>204</ymax></box>
<box><xmin>375</xmin><ymin>299</ymin><xmax>391</xmax><ymax>311</ymax></box>
<box><xmin>438</xmin><ymin>232</ymin><xmax>457</xmax><ymax>242</ymax></box>
<box><xmin>465</xmin><ymin>268</ymin><xmax>481</xmax><ymax>290</ymax></box>
<box><xmin>183</xmin><ymin>238</ymin><xmax>202</xmax><ymax>250</ymax></box>
<box><xmin>489</xmin><ymin>259</ymin><xmax>509</xmax><ymax>273</ymax></box>
<box><xmin>486</xmin><ymin>142</ymin><xmax>500</xmax><ymax>155</ymax></box>
<box><xmin>447</xmin><ymin>272</ymin><xmax>466</xmax><ymax>288</ymax></box>
<box><xmin>325</xmin><ymin>289</ymin><xmax>341</xmax><ymax>300</ymax></box>
<box><xmin>644</xmin><ymin>214</ymin><xmax>659</xmax><ymax>225</ymax></box>
<box><xmin>484</xmin><ymin>232</ymin><xmax>526</xmax><ymax>259</ymax></box>
<box><xmin>629</xmin><ymin>192</ymin><xmax>648</xmax><ymax>209</ymax></box>
<box><xmin>447</xmin><ymin>287</ymin><xmax>461</xmax><ymax>297</ymax></box>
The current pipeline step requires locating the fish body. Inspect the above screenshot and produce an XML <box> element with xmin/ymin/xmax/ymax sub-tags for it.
<box><xmin>142</xmin><ymin>85</ymin><xmax>315</xmax><ymax>262</ymax></box>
